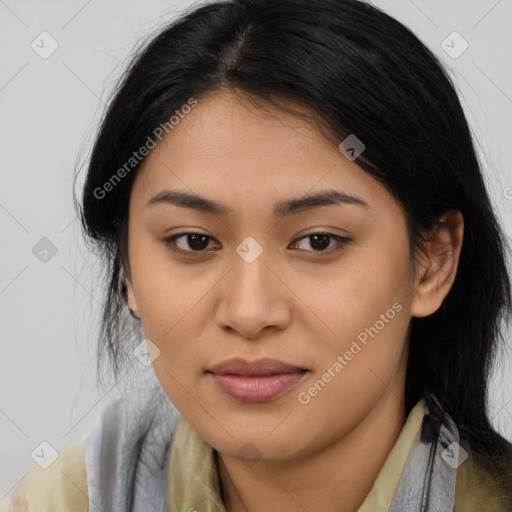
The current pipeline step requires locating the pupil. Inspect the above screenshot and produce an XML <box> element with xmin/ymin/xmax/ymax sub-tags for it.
<box><xmin>310</xmin><ymin>234</ymin><xmax>330</xmax><ymax>251</ymax></box>
<box><xmin>188</xmin><ymin>234</ymin><xmax>209</xmax><ymax>250</ymax></box>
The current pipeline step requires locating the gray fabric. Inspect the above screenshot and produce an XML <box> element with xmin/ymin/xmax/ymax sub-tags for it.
<box><xmin>84</xmin><ymin>392</ymin><xmax>458</xmax><ymax>512</ymax></box>
<box><xmin>84</xmin><ymin>383</ymin><xmax>180</xmax><ymax>512</ymax></box>
<box><xmin>389</xmin><ymin>396</ymin><xmax>459</xmax><ymax>512</ymax></box>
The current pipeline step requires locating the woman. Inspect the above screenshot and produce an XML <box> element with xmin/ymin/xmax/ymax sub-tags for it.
<box><xmin>3</xmin><ymin>0</ymin><xmax>511</xmax><ymax>510</ymax></box>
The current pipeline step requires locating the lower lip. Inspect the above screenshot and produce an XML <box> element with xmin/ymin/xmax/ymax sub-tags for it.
<box><xmin>208</xmin><ymin>372</ymin><xmax>307</xmax><ymax>402</ymax></box>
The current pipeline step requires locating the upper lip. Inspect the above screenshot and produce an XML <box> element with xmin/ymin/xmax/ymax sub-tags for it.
<box><xmin>207</xmin><ymin>357</ymin><xmax>308</xmax><ymax>376</ymax></box>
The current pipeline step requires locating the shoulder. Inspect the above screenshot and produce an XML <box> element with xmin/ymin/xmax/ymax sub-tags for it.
<box><xmin>455</xmin><ymin>438</ymin><xmax>512</xmax><ymax>512</ymax></box>
<box><xmin>0</xmin><ymin>437</ymin><xmax>88</xmax><ymax>512</ymax></box>
<box><xmin>1</xmin><ymin>393</ymin><xmax>181</xmax><ymax>512</ymax></box>
<box><xmin>83</xmin><ymin>394</ymin><xmax>181</xmax><ymax>511</ymax></box>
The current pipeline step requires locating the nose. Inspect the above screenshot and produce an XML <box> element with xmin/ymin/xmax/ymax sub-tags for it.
<box><xmin>214</xmin><ymin>245</ymin><xmax>291</xmax><ymax>340</ymax></box>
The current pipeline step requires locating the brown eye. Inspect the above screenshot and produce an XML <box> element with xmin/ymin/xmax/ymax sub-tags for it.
<box><xmin>163</xmin><ymin>232</ymin><xmax>219</xmax><ymax>255</ymax></box>
<box><xmin>289</xmin><ymin>233</ymin><xmax>350</xmax><ymax>253</ymax></box>
<box><xmin>162</xmin><ymin>231</ymin><xmax>350</xmax><ymax>259</ymax></box>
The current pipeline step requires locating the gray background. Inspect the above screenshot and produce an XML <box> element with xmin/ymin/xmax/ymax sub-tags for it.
<box><xmin>1</xmin><ymin>0</ymin><xmax>511</xmax><ymax>499</ymax></box>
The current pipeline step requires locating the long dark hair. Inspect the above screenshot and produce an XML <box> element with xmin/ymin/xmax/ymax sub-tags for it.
<box><xmin>74</xmin><ymin>0</ymin><xmax>512</xmax><ymax>487</ymax></box>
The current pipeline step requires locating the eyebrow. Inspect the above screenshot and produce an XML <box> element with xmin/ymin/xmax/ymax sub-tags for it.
<box><xmin>145</xmin><ymin>188</ymin><xmax>369</xmax><ymax>218</ymax></box>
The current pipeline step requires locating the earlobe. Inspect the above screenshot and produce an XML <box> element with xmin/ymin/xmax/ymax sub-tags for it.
<box><xmin>410</xmin><ymin>210</ymin><xmax>464</xmax><ymax>318</ymax></box>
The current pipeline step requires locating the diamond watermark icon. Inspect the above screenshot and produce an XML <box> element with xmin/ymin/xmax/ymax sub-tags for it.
<box><xmin>237</xmin><ymin>442</ymin><xmax>263</xmax><ymax>467</ymax></box>
<box><xmin>441</xmin><ymin>31</ymin><xmax>469</xmax><ymax>59</ymax></box>
<box><xmin>32</xmin><ymin>237</ymin><xmax>58</xmax><ymax>263</ymax></box>
<box><xmin>441</xmin><ymin>441</ymin><xmax>468</xmax><ymax>469</ymax></box>
<box><xmin>339</xmin><ymin>134</ymin><xmax>365</xmax><ymax>161</ymax></box>
<box><xmin>134</xmin><ymin>338</ymin><xmax>161</xmax><ymax>366</ymax></box>
<box><xmin>31</xmin><ymin>441</ymin><xmax>59</xmax><ymax>469</ymax></box>
<box><xmin>236</xmin><ymin>236</ymin><xmax>263</xmax><ymax>264</ymax></box>
<box><xmin>31</xmin><ymin>31</ymin><xmax>59</xmax><ymax>59</ymax></box>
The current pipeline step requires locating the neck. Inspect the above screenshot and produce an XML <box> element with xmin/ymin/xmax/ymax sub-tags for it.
<box><xmin>217</xmin><ymin>392</ymin><xmax>408</xmax><ymax>512</ymax></box>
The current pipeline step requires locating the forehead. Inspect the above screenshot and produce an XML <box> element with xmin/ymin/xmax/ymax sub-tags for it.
<box><xmin>130</xmin><ymin>92</ymin><xmax>394</xmax><ymax>216</ymax></box>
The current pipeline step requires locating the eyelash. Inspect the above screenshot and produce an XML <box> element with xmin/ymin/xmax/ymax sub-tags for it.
<box><xmin>162</xmin><ymin>231</ymin><xmax>351</xmax><ymax>258</ymax></box>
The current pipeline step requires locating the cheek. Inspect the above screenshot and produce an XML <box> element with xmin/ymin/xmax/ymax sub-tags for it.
<box><xmin>291</xmin><ymin>250</ymin><xmax>412</xmax><ymax>421</ymax></box>
<box><xmin>292</xmin><ymin>243</ymin><xmax>411</xmax><ymax>349</ymax></box>
<box><xmin>144</xmin><ymin>299</ymin><xmax>213</xmax><ymax>416</ymax></box>
<box><xmin>289</xmin><ymin>256</ymin><xmax>411</xmax><ymax>444</ymax></box>
<box><xmin>136</xmin><ymin>277</ymin><xmax>212</xmax><ymax>374</ymax></box>
<box><xmin>128</xmin><ymin>244</ymin><xmax>216</xmax><ymax>390</ymax></box>
<box><xmin>129</xmin><ymin>229</ymin><xmax>212</xmax><ymax>330</ymax></box>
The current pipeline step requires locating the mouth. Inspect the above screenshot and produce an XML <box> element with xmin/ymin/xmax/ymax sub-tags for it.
<box><xmin>206</xmin><ymin>357</ymin><xmax>310</xmax><ymax>403</ymax></box>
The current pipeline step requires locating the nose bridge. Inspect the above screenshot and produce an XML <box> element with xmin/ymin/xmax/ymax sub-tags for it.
<box><xmin>230</xmin><ymin>236</ymin><xmax>274</xmax><ymax>306</ymax></box>
<box><xmin>216</xmin><ymin>236</ymin><xmax>289</xmax><ymax>336</ymax></box>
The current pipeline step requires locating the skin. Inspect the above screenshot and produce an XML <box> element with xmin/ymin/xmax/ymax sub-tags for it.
<box><xmin>124</xmin><ymin>91</ymin><xmax>464</xmax><ymax>512</ymax></box>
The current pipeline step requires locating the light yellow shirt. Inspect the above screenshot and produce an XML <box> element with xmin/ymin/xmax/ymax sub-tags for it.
<box><xmin>166</xmin><ymin>399</ymin><xmax>426</xmax><ymax>511</ymax></box>
<box><xmin>1</xmin><ymin>398</ymin><xmax>509</xmax><ymax>511</ymax></box>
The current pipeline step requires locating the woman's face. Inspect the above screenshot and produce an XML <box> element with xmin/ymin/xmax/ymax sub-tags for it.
<box><xmin>125</xmin><ymin>91</ymin><xmax>421</xmax><ymax>462</ymax></box>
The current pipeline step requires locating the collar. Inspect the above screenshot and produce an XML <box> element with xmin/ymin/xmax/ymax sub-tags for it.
<box><xmin>165</xmin><ymin>399</ymin><xmax>426</xmax><ymax>511</ymax></box>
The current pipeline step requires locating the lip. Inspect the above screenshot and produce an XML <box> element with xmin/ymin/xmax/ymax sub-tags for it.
<box><xmin>208</xmin><ymin>357</ymin><xmax>308</xmax><ymax>376</ymax></box>
<box><xmin>207</xmin><ymin>357</ymin><xmax>309</xmax><ymax>403</ymax></box>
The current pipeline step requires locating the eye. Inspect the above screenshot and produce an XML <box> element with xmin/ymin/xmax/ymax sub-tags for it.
<box><xmin>289</xmin><ymin>232</ymin><xmax>350</xmax><ymax>253</ymax></box>
<box><xmin>163</xmin><ymin>232</ymin><xmax>220</xmax><ymax>256</ymax></box>
<box><xmin>162</xmin><ymin>231</ymin><xmax>351</xmax><ymax>258</ymax></box>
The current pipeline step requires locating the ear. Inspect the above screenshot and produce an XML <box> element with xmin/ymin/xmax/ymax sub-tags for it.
<box><xmin>123</xmin><ymin>267</ymin><xmax>140</xmax><ymax>319</ymax></box>
<box><xmin>410</xmin><ymin>210</ymin><xmax>464</xmax><ymax>318</ymax></box>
